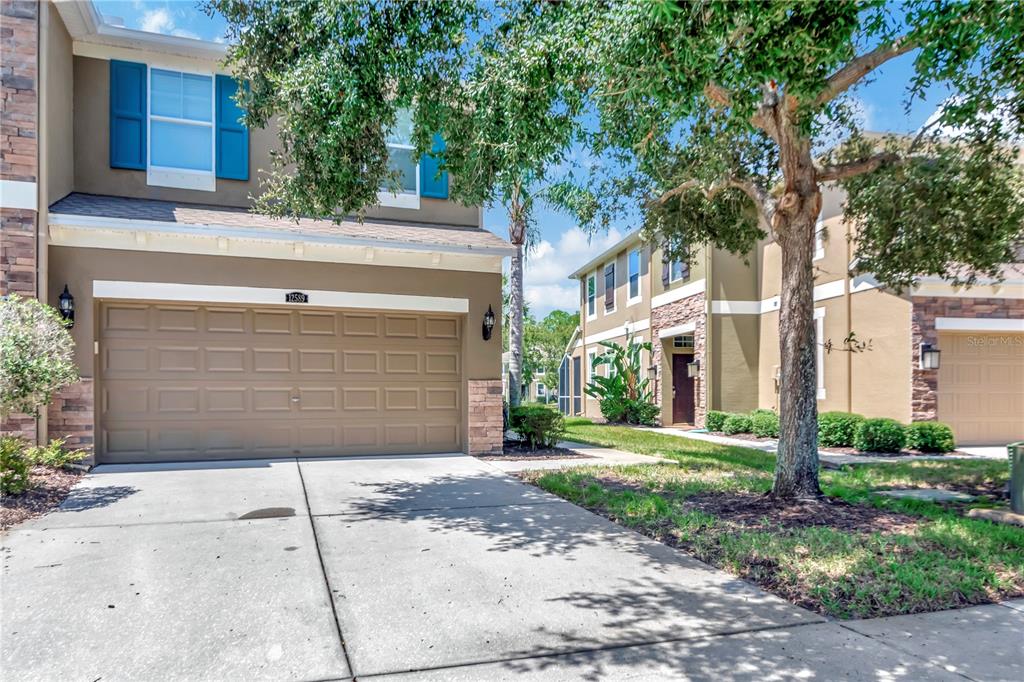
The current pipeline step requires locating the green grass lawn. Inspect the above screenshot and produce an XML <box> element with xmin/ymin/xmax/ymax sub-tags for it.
<box><xmin>525</xmin><ymin>419</ymin><xmax>1023</xmax><ymax>619</ymax></box>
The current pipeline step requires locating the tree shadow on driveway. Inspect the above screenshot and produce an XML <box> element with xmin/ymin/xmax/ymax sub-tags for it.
<box><xmin>56</xmin><ymin>485</ymin><xmax>138</xmax><ymax>513</ymax></box>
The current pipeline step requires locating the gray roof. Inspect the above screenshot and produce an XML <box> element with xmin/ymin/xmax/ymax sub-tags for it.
<box><xmin>49</xmin><ymin>193</ymin><xmax>514</xmax><ymax>255</ymax></box>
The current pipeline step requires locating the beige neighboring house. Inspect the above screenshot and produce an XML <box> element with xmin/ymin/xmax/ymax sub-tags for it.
<box><xmin>501</xmin><ymin>351</ymin><xmax>551</xmax><ymax>404</ymax></box>
<box><xmin>563</xmin><ymin>186</ymin><xmax>1024</xmax><ymax>446</ymax></box>
<box><xmin>0</xmin><ymin>1</ymin><xmax>513</xmax><ymax>463</ymax></box>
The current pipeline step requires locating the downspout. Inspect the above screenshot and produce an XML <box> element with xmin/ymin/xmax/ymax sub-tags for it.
<box><xmin>703</xmin><ymin>246</ymin><xmax>713</xmax><ymax>421</ymax></box>
<box><xmin>845</xmin><ymin>220</ymin><xmax>853</xmax><ymax>413</ymax></box>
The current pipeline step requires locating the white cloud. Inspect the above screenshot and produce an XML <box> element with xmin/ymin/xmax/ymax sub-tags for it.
<box><xmin>139</xmin><ymin>8</ymin><xmax>174</xmax><ymax>34</ymax></box>
<box><xmin>922</xmin><ymin>96</ymin><xmax>1019</xmax><ymax>140</ymax></box>
<box><xmin>520</xmin><ymin>226</ymin><xmax>624</xmax><ymax>318</ymax></box>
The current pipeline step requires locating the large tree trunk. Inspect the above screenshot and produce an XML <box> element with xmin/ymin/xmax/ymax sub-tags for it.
<box><xmin>508</xmin><ymin>238</ymin><xmax>525</xmax><ymax>408</ymax></box>
<box><xmin>772</xmin><ymin>183</ymin><xmax>823</xmax><ymax>499</ymax></box>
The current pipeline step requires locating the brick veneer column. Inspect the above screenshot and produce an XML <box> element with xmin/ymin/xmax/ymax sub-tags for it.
<box><xmin>650</xmin><ymin>293</ymin><xmax>707</xmax><ymax>427</ymax></box>
<box><xmin>46</xmin><ymin>378</ymin><xmax>95</xmax><ymax>459</ymax></box>
<box><xmin>467</xmin><ymin>379</ymin><xmax>503</xmax><ymax>455</ymax></box>
<box><xmin>911</xmin><ymin>296</ymin><xmax>1024</xmax><ymax>421</ymax></box>
<box><xmin>1</xmin><ymin>0</ymin><xmax>39</xmax><ymax>443</ymax></box>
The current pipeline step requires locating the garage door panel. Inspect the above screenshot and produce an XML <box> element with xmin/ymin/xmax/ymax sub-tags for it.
<box><xmin>384</xmin><ymin>315</ymin><xmax>420</xmax><ymax>337</ymax></box>
<box><xmin>155</xmin><ymin>306</ymin><xmax>200</xmax><ymax>332</ymax></box>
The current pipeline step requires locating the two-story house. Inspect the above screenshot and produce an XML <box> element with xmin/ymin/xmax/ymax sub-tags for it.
<box><xmin>563</xmin><ymin>186</ymin><xmax>1023</xmax><ymax>446</ymax></box>
<box><xmin>0</xmin><ymin>1</ymin><xmax>513</xmax><ymax>462</ymax></box>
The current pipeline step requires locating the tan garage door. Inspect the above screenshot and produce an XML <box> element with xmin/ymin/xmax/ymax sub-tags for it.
<box><xmin>98</xmin><ymin>302</ymin><xmax>463</xmax><ymax>463</ymax></box>
<box><xmin>938</xmin><ymin>331</ymin><xmax>1024</xmax><ymax>446</ymax></box>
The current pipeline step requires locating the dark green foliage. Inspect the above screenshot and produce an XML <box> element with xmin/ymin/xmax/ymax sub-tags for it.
<box><xmin>723</xmin><ymin>413</ymin><xmax>753</xmax><ymax>435</ymax></box>
<box><xmin>509</xmin><ymin>405</ymin><xmax>566</xmax><ymax>450</ymax></box>
<box><xmin>818</xmin><ymin>411</ymin><xmax>866</xmax><ymax>447</ymax></box>
<box><xmin>584</xmin><ymin>330</ymin><xmax>658</xmax><ymax>425</ymax></box>
<box><xmin>600</xmin><ymin>398</ymin><xmax>660</xmax><ymax>426</ymax></box>
<box><xmin>1</xmin><ymin>295</ymin><xmax>79</xmax><ymax>418</ymax></box>
<box><xmin>854</xmin><ymin>418</ymin><xmax>907</xmax><ymax>453</ymax></box>
<box><xmin>751</xmin><ymin>410</ymin><xmax>780</xmax><ymax>438</ymax></box>
<box><xmin>905</xmin><ymin>422</ymin><xmax>956</xmax><ymax>453</ymax></box>
<box><xmin>705</xmin><ymin>410</ymin><xmax>729</xmax><ymax>432</ymax></box>
<box><xmin>1</xmin><ymin>437</ymin><xmax>31</xmax><ymax>496</ymax></box>
<box><xmin>25</xmin><ymin>439</ymin><xmax>88</xmax><ymax>468</ymax></box>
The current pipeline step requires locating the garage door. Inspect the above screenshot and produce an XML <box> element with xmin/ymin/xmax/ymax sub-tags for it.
<box><xmin>938</xmin><ymin>331</ymin><xmax>1024</xmax><ymax>446</ymax></box>
<box><xmin>98</xmin><ymin>302</ymin><xmax>463</xmax><ymax>463</ymax></box>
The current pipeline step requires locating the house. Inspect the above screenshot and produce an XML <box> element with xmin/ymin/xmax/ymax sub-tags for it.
<box><xmin>0</xmin><ymin>1</ymin><xmax>513</xmax><ymax>463</ymax></box>
<box><xmin>501</xmin><ymin>350</ymin><xmax>550</xmax><ymax>403</ymax></box>
<box><xmin>562</xmin><ymin>186</ymin><xmax>1024</xmax><ymax>446</ymax></box>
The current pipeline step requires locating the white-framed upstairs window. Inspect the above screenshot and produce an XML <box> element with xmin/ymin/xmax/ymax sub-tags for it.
<box><xmin>379</xmin><ymin>108</ymin><xmax>420</xmax><ymax>209</ymax></box>
<box><xmin>669</xmin><ymin>259</ymin><xmax>688</xmax><ymax>282</ymax></box>
<box><xmin>815</xmin><ymin>307</ymin><xmax>826</xmax><ymax>400</ymax></box>
<box><xmin>586</xmin><ymin>272</ymin><xmax>597</xmax><ymax>320</ymax></box>
<box><xmin>814</xmin><ymin>215</ymin><xmax>825</xmax><ymax>261</ymax></box>
<box><xmin>148</xmin><ymin>67</ymin><xmax>215</xmax><ymax>192</ymax></box>
<box><xmin>627</xmin><ymin>248</ymin><xmax>642</xmax><ymax>305</ymax></box>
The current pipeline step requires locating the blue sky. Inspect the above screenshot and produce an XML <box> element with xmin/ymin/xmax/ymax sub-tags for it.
<box><xmin>96</xmin><ymin>1</ymin><xmax>954</xmax><ymax>318</ymax></box>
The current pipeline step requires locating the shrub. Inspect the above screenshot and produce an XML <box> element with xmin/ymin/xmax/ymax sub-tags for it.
<box><xmin>584</xmin><ymin>330</ymin><xmax>657</xmax><ymax>425</ymax></box>
<box><xmin>751</xmin><ymin>410</ymin><xmax>780</xmax><ymax>438</ymax></box>
<box><xmin>25</xmin><ymin>438</ymin><xmax>88</xmax><ymax>468</ymax></box>
<box><xmin>854</xmin><ymin>418</ymin><xmax>906</xmax><ymax>453</ymax></box>
<box><xmin>722</xmin><ymin>413</ymin><xmax>753</xmax><ymax>435</ymax></box>
<box><xmin>705</xmin><ymin>410</ymin><xmax>729</xmax><ymax>432</ymax></box>
<box><xmin>750</xmin><ymin>408</ymin><xmax>776</xmax><ymax>417</ymax></box>
<box><xmin>509</xmin><ymin>405</ymin><xmax>566</xmax><ymax>449</ymax></box>
<box><xmin>1</xmin><ymin>295</ymin><xmax>79</xmax><ymax>418</ymax></box>
<box><xmin>1</xmin><ymin>437</ymin><xmax>32</xmax><ymax>496</ymax></box>
<box><xmin>905</xmin><ymin>421</ymin><xmax>956</xmax><ymax>453</ymax></box>
<box><xmin>818</xmin><ymin>411</ymin><xmax>865</xmax><ymax>447</ymax></box>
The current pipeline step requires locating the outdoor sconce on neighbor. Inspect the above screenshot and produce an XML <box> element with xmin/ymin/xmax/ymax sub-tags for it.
<box><xmin>482</xmin><ymin>305</ymin><xmax>495</xmax><ymax>341</ymax></box>
<box><xmin>647</xmin><ymin>364</ymin><xmax>658</xmax><ymax>382</ymax></box>
<box><xmin>920</xmin><ymin>343</ymin><xmax>941</xmax><ymax>370</ymax></box>
<box><xmin>58</xmin><ymin>285</ymin><xmax>75</xmax><ymax>328</ymax></box>
<box><xmin>686</xmin><ymin>359</ymin><xmax>700</xmax><ymax>379</ymax></box>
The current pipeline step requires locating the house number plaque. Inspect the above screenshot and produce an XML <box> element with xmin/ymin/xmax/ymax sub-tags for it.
<box><xmin>285</xmin><ymin>291</ymin><xmax>309</xmax><ymax>303</ymax></box>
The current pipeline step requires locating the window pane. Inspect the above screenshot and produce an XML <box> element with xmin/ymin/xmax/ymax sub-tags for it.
<box><xmin>151</xmin><ymin>69</ymin><xmax>182</xmax><ymax>118</ymax></box>
<box><xmin>181</xmin><ymin>73</ymin><xmax>212</xmax><ymax>122</ymax></box>
<box><xmin>384</xmin><ymin>146</ymin><xmax>417</xmax><ymax>193</ymax></box>
<box><xmin>671</xmin><ymin>261</ymin><xmax>685</xmax><ymax>281</ymax></box>
<box><xmin>629</xmin><ymin>250</ymin><xmax>640</xmax><ymax>277</ymax></box>
<box><xmin>151</xmin><ymin>120</ymin><xmax>212</xmax><ymax>171</ymax></box>
<box><xmin>387</xmin><ymin>108</ymin><xmax>414</xmax><ymax>146</ymax></box>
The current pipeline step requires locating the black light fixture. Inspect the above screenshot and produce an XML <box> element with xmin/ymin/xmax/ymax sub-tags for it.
<box><xmin>686</xmin><ymin>358</ymin><xmax>700</xmax><ymax>379</ymax></box>
<box><xmin>647</xmin><ymin>364</ymin><xmax>658</xmax><ymax>383</ymax></box>
<box><xmin>58</xmin><ymin>285</ymin><xmax>75</xmax><ymax>328</ymax></box>
<box><xmin>482</xmin><ymin>305</ymin><xmax>495</xmax><ymax>341</ymax></box>
<box><xmin>920</xmin><ymin>343</ymin><xmax>941</xmax><ymax>370</ymax></box>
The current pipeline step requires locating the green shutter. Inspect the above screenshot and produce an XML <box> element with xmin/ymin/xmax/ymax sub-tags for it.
<box><xmin>419</xmin><ymin>133</ymin><xmax>448</xmax><ymax>199</ymax></box>
<box><xmin>109</xmin><ymin>60</ymin><xmax>146</xmax><ymax>170</ymax></box>
<box><xmin>215</xmin><ymin>75</ymin><xmax>249</xmax><ymax>181</ymax></box>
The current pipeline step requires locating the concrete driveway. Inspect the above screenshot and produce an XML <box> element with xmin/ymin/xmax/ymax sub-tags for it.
<box><xmin>2</xmin><ymin>453</ymin><xmax>1013</xmax><ymax>681</ymax></box>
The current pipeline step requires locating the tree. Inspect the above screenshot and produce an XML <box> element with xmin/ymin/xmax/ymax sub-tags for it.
<box><xmin>210</xmin><ymin>0</ymin><xmax>584</xmax><ymax>410</ymax></box>
<box><xmin>0</xmin><ymin>295</ymin><xmax>79</xmax><ymax>418</ymax></box>
<box><xmin>525</xmin><ymin>310</ymin><xmax>579</xmax><ymax>394</ymax></box>
<box><xmin>510</xmin><ymin>0</ymin><xmax>1024</xmax><ymax>498</ymax></box>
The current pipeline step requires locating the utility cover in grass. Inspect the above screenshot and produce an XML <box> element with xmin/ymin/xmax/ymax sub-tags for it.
<box><xmin>876</xmin><ymin>488</ymin><xmax>975</xmax><ymax>502</ymax></box>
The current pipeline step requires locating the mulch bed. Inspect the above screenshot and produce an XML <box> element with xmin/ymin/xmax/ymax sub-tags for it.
<box><xmin>476</xmin><ymin>441</ymin><xmax>596</xmax><ymax>462</ymax></box>
<box><xmin>1</xmin><ymin>466</ymin><xmax>84</xmax><ymax>531</ymax></box>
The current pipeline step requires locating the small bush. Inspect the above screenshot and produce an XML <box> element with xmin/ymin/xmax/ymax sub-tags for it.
<box><xmin>854</xmin><ymin>418</ymin><xmax>906</xmax><ymax>453</ymax></box>
<box><xmin>818</xmin><ymin>411</ymin><xmax>865</xmax><ymax>447</ymax></box>
<box><xmin>1</xmin><ymin>295</ymin><xmax>79</xmax><ymax>418</ymax></box>
<box><xmin>751</xmin><ymin>410</ymin><xmax>780</xmax><ymax>438</ymax></box>
<box><xmin>599</xmin><ymin>396</ymin><xmax>659</xmax><ymax>425</ymax></box>
<box><xmin>722</xmin><ymin>413</ymin><xmax>753</xmax><ymax>435</ymax></box>
<box><xmin>25</xmin><ymin>438</ymin><xmax>88</xmax><ymax>468</ymax></box>
<box><xmin>750</xmin><ymin>408</ymin><xmax>776</xmax><ymax>417</ymax></box>
<box><xmin>905</xmin><ymin>421</ymin><xmax>956</xmax><ymax>453</ymax></box>
<box><xmin>705</xmin><ymin>410</ymin><xmax>729</xmax><ymax>432</ymax></box>
<box><xmin>1</xmin><ymin>437</ymin><xmax>32</xmax><ymax>496</ymax></box>
<box><xmin>509</xmin><ymin>405</ymin><xmax>566</xmax><ymax>449</ymax></box>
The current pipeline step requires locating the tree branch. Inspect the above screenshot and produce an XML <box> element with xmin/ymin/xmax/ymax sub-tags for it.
<box><xmin>816</xmin><ymin>151</ymin><xmax>900</xmax><ymax>182</ymax></box>
<box><xmin>814</xmin><ymin>36</ymin><xmax>916</xmax><ymax>108</ymax></box>
<box><xmin>649</xmin><ymin>176</ymin><xmax>774</xmax><ymax>230</ymax></box>
<box><xmin>704</xmin><ymin>82</ymin><xmax>732</xmax><ymax>109</ymax></box>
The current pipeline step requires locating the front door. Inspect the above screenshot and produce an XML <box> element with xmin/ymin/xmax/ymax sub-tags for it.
<box><xmin>672</xmin><ymin>354</ymin><xmax>695</xmax><ymax>424</ymax></box>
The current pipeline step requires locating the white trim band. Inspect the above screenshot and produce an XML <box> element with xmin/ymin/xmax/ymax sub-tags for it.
<box><xmin>651</xmin><ymin>278</ymin><xmax>706</xmax><ymax>308</ymax></box>
<box><xmin>584</xmin><ymin>319</ymin><xmax>650</xmax><ymax>345</ymax></box>
<box><xmin>0</xmin><ymin>180</ymin><xmax>37</xmax><ymax>211</ymax></box>
<box><xmin>712</xmin><ymin>278</ymin><xmax>847</xmax><ymax>315</ymax></box>
<box><xmin>935</xmin><ymin>317</ymin><xmax>1024</xmax><ymax>332</ymax></box>
<box><xmin>658</xmin><ymin>321</ymin><xmax>697</xmax><ymax>339</ymax></box>
<box><xmin>92</xmin><ymin>280</ymin><xmax>470</xmax><ymax>313</ymax></box>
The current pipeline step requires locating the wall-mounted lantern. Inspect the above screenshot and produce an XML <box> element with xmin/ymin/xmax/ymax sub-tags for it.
<box><xmin>920</xmin><ymin>343</ymin><xmax>941</xmax><ymax>370</ymax></box>
<box><xmin>686</xmin><ymin>359</ymin><xmax>700</xmax><ymax>379</ymax></box>
<box><xmin>647</xmin><ymin>364</ymin><xmax>658</xmax><ymax>383</ymax></box>
<box><xmin>482</xmin><ymin>305</ymin><xmax>495</xmax><ymax>341</ymax></box>
<box><xmin>58</xmin><ymin>285</ymin><xmax>75</xmax><ymax>328</ymax></box>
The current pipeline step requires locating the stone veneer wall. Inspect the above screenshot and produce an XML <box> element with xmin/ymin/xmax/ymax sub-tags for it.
<box><xmin>1</xmin><ymin>0</ymin><xmax>39</xmax><ymax>443</ymax></box>
<box><xmin>46</xmin><ymin>378</ymin><xmax>95</xmax><ymax>456</ymax></box>
<box><xmin>911</xmin><ymin>296</ymin><xmax>1024</xmax><ymax>421</ymax></box>
<box><xmin>650</xmin><ymin>293</ymin><xmax>707</xmax><ymax>427</ymax></box>
<box><xmin>467</xmin><ymin>379</ymin><xmax>503</xmax><ymax>455</ymax></box>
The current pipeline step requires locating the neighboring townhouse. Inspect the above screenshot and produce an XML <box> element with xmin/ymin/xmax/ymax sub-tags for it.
<box><xmin>502</xmin><ymin>350</ymin><xmax>551</xmax><ymax>403</ymax></box>
<box><xmin>0</xmin><ymin>1</ymin><xmax>513</xmax><ymax>462</ymax></box>
<box><xmin>563</xmin><ymin>186</ymin><xmax>1024</xmax><ymax>446</ymax></box>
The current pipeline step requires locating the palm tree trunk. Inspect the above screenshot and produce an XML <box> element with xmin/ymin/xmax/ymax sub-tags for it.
<box><xmin>508</xmin><ymin>239</ymin><xmax>525</xmax><ymax>408</ymax></box>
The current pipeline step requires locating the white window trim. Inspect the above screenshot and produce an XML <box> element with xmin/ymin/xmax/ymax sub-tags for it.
<box><xmin>814</xmin><ymin>217</ymin><xmax>825</xmax><ymax>262</ymax></box>
<box><xmin>378</xmin><ymin>112</ymin><xmax>421</xmax><ymax>209</ymax></box>
<box><xmin>586</xmin><ymin>272</ymin><xmax>597</xmax><ymax>321</ymax></box>
<box><xmin>603</xmin><ymin>259</ymin><xmax>617</xmax><ymax>314</ymax></box>
<box><xmin>146</xmin><ymin>65</ymin><xmax>216</xmax><ymax>192</ymax></box>
<box><xmin>587</xmin><ymin>349</ymin><xmax>598</xmax><ymax>383</ymax></box>
<box><xmin>627</xmin><ymin>248</ymin><xmax>642</xmax><ymax>306</ymax></box>
<box><xmin>815</xmin><ymin>307</ymin><xmax>826</xmax><ymax>400</ymax></box>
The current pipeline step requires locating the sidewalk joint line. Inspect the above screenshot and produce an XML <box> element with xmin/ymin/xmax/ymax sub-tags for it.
<box><xmin>835</xmin><ymin>622</ymin><xmax>977</xmax><ymax>681</ymax></box>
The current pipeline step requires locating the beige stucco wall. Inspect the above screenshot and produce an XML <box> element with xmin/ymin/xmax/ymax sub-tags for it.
<box><xmin>850</xmin><ymin>289</ymin><xmax>913</xmax><ymax>421</ymax></box>
<box><xmin>650</xmin><ymin>244</ymin><xmax>708</xmax><ymax>298</ymax></box>
<box><xmin>43</xmin><ymin>4</ymin><xmax>73</xmax><ymax>205</ymax></box>
<box><xmin>710</xmin><ymin>248</ymin><xmax>758</xmax><ymax>302</ymax></box>
<box><xmin>578</xmin><ymin>242</ymin><xmax>652</xmax><ymax>340</ymax></box>
<box><xmin>711</xmin><ymin>314</ymin><xmax>759</xmax><ymax>412</ymax></box>
<box><xmin>69</xmin><ymin>56</ymin><xmax>479</xmax><ymax>226</ymax></box>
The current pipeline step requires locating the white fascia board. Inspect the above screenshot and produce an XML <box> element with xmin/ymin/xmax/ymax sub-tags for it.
<box><xmin>651</xmin><ymin>278</ymin><xmax>706</xmax><ymax>309</ymax></box>
<box><xmin>912</xmin><ymin>281</ymin><xmax>1024</xmax><ymax>300</ymax></box>
<box><xmin>92</xmin><ymin>280</ymin><xmax>469</xmax><ymax>314</ymax></box>
<box><xmin>584</xmin><ymin>319</ymin><xmax>650</xmax><ymax>346</ymax></box>
<box><xmin>0</xmin><ymin>180</ymin><xmax>37</xmax><ymax>211</ymax></box>
<box><xmin>711</xmin><ymin>300</ymin><xmax>761</xmax><ymax>315</ymax></box>
<box><xmin>48</xmin><ymin>213</ymin><xmax>516</xmax><ymax>257</ymax></box>
<box><xmin>658</xmin><ymin>321</ymin><xmax>697</xmax><ymax>339</ymax></box>
<box><xmin>935</xmin><ymin>317</ymin><xmax>1024</xmax><ymax>332</ymax></box>
<box><xmin>713</xmin><ymin>278</ymin><xmax>846</xmax><ymax>315</ymax></box>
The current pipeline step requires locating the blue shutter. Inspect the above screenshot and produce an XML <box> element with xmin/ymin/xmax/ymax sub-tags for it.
<box><xmin>215</xmin><ymin>75</ymin><xmax>249</xmax><ymax>181</ymax></box>
<box><xmin>109</xmin><ymin>60</ymin><xmax>146</xmax><ymax>170</ymax></box>
<box><xmin>419</xmin><ymin>133</ymin><xmax>448</xmax><ymax>199</ymax></box>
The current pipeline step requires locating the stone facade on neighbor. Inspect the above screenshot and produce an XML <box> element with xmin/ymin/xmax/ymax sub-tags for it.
<box><xmin>651</xmin><ymin>293</ymin><xmax>707</xmax><ymax>428</ymax></box>
<box><xmin>47</xmin><ymin>379</ymin><xmax>95</xmax><ymax>455</ymax></box>
<box><xmin>467</xmin><ymin>380</ymin><xmax>504</xmax><ymax>455</ymax></box>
